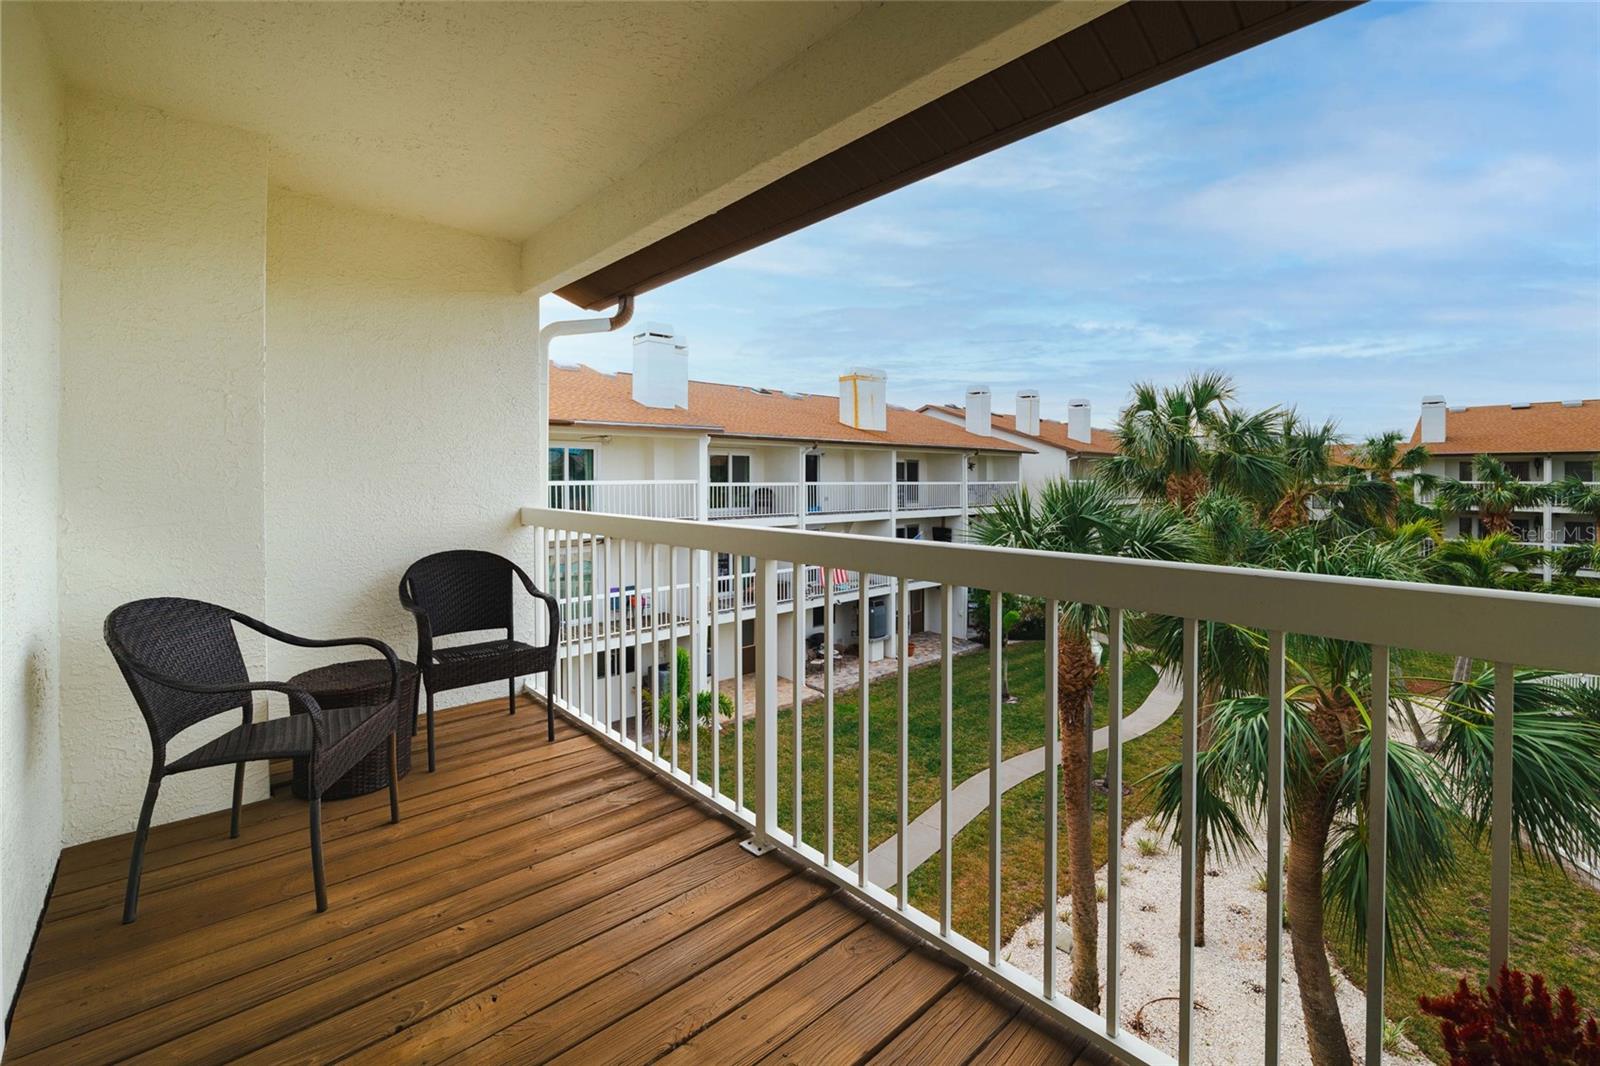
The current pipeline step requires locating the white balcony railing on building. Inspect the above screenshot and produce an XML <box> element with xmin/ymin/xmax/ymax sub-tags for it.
<box><xmin>897</xmin><ymin>480</ymin><xmax>962</xmax><ymax>510</ymax></box>
<box><xmin>521</xmin><ymin>505</ymin><xmax>1598</xmax><ymax>1066</ymax></box>
<box><xmin>806</xmin><ymin>481</ymin><xmax>892</xmax><ymax>515</ymax></box>
<box><xmin>967</xmin><ymin>480</ymin><xmax>1017</xmax><ymax>508</ymax></box>
<box><xmin>547</xmin><ymin>479</ymin><xmax>698</xmax><ymax>519</ymax></box>
<box><xmin>707</xmin><ymin>481</ymin><xmax>801</xmax><ymax>520</ymax></box>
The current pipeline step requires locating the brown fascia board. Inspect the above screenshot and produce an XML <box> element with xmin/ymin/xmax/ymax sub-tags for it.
<box><xmin>556</xmin><ymin>1</ymin><xmax>1360</xmax><ymax>310</ymax></box>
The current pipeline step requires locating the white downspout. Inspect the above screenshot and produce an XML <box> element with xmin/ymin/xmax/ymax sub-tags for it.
<box><xmin>534</xmin><ymin>295</ymin><xmax>634</xmax><ymax>712</ymax></box>
<box><xmin>536</xmin><ymin>294</ymin><xmax>635</xmax><ymax>509</ymax></box>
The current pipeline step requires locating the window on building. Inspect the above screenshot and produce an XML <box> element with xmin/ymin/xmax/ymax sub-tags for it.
<box><xmin>1504</xmin><ymin>460</ymin><xmax>1532</xmax><ymax>481</ymax></box>
<box><xmin>1566</xmin><ymin>521</ymin><xmax>1596</xmax><ymax>545</ymax></box>
<box><xmin>896</xmin><ymin>525</ymin><xmax>922</xmax><ymax>540</ymax></box>
<box><xmin>811</xmin><ymin>606</ymin><xmax>825</xmax><ymax>627</ymax></box>
<box><xmin>709</xmin><ymin>453</ymin><xmax>752</xmax><ymax>511</ymax></box>
<box><xmin>548</xmin><ymin>446</ymin><xmax>596</xmax><ymax>509</ymax></box>
<box><xmin>1457</xmin><ymin>517</ymin><xmax>1475</xmax><ymax>538</ymax></box>
<box><xmin>895</xmin><ymin>459</ymin><xmax>920</xmax><ymax>483</ymax></box>
<box><xmin>1508</xmin><ymin>517</ymin><xmax>1539</xmax><ymax>543</ymax></box>
<box><xmin>1568</xmin><ymin>460</ymin><xmax>1595</xmax><ymax>482</ymax></box>
<box><xmin>1459</xmin><ymin>461</ymin><xmax>1474</xmax><ymax>481</ymax></box>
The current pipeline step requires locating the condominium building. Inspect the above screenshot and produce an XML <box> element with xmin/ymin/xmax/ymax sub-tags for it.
<box><xmin>921</xmin><ymin>390</ymin><xmax>1118</xmax><ymax>488</ymax></box>
<box><xmin>1413</xmin><ymin>395</ymin><xmax>1600</xmax><ymax>563</ymax></box>
<box><xmin>547</xmin><ymin>325</ymin><xmax>1027</xmax><ymax>712</ymax></box>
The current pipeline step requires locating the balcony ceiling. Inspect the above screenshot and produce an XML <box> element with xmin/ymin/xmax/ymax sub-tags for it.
<box><xmin>32</xmin><ymin>2</ymin><xmax>862</xmax><ymax>240</ymax></box>
<box><xmin>30</xmin><ymin>2</ymin><xmax>1110</xmax><ymax>294</ymax></box>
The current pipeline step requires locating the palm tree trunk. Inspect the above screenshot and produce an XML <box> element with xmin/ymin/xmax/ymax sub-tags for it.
<box><xmin>1288</xmin><ymin>764</ymin><xmax>1354</xmax><ymax>1066</ymax></box>
<box><xmin>1059</xmin><ymin>632</ymin><xmax>1100</xmax><ymax>1009</ymax></box>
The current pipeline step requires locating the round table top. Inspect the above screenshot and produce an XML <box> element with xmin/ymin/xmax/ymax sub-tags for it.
<box><xmin>289</xmin><ymin>657</ymin><xmax>417</xmax><ymax>698</ymax></box>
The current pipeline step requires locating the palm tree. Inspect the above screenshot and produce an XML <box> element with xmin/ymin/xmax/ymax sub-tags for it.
<box><xmin>1266</xmin><ymin>413</ymin><xmax>1390</xmax><ymax>532</ymax></box>
<box><xmin>1425</xmin><ymin>533</ymin><xmax>1546</xmax><ymax>684</ymax></box>
<box><xmin>1146</xmin><ymin>530</ymin><xmax>1600</xmax><ymax>1066</ymax></box>
<box><xmin>1556</xmin><ymin>466</ymin><xmax>1600</xmax><ymax>524</ymax></box>
<box><xmin>971</xmin><ymin>478</ymin><xmax>1198</xmax><ymax>1008</ymax></box>
<box><xmin>1347</xmin><ymin>430</ymin><xmax>1434</xmax><ymax>525</ymax></box>
<box><xmin>1434</xmin><ymin>455</ymin><xmax>1553</xmax><ymax>536</ymax></box>
<box><xmin>1134</xmin><ymin>490</ymin><xmax>1272</xmax><ymax>945</ymax></box>
<box><xmin>1104</xmin><ymin>371</ymin><xmax>1285</xmax><ymax>515</ymax></box>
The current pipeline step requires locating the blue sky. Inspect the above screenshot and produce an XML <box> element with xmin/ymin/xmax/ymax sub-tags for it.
<box><xmin>543</xmin><ymin>1</ymin><xmax>1600</xmax><ymax>439</ymax></box>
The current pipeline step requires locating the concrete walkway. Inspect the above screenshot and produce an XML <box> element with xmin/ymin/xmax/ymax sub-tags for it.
<box><xmin>860</xmin><ymin>676</ymin><xmax>1184</xmax><ymax>887</ymax></box>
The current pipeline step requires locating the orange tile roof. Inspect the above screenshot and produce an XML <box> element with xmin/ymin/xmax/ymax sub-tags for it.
<box><xmin>919</xmin><ymin>404</ymin><xmax>1119</xmax><ymax>456</ymax></box>
<box><xmin>1407</xmin><ymin>399</ymin><xmax>1600</xmax><ymax>456</ymax></box>
<box><xmin>550</xmin><ymin>365</ymin><xmax>1029</xmax><ymax>453</ymax></box>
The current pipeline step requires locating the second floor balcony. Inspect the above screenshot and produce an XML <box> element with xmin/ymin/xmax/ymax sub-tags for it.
<box><xmin>552</xmin><ymin>478</ymin><xmax>1019</xmax><ymax>522</ymax></box>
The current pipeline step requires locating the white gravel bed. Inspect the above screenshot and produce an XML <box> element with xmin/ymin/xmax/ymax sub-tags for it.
<box><xmin>1000</xmin><ymin>817</ymin><xmax>1428</xmax><ymax>1064</ymax></box>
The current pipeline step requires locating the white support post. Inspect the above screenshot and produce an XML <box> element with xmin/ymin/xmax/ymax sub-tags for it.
<box><xmin>1103</xmin><ymin>606</ymin><xmax>1121</xmax><ymax>1028</ymax></box>
<box><xmin>1365</xmin><ymin>644</ymin><xmax>1390</xmax><ymax>1066</ymax></box>
<box><xmin>989</xmin><ymin>592</ymin><xmax>1003</xmax><ymax>966</ymax></box>
<box><xmin>1490</xmin><ymin>662</ymin><xmax>1515</xmax><ymax>980</ymax></box>
<box><xmin>1044</xmin><ymin>599</ymin><xmax>1061</xmax><ymax>1002</ymax></box>
<box><xmin>1178</xmin><ymin>617</ymin><xmax>1198</xmax><ymax>1065</ymax></box>
<box><xmin>1265</xmin><ymin>630</ymin><xmax>1287</xmax><ymax>1066</ymax></box>
<box><xmin>748</xmin><ymin>558</ymin><xmax>780</xmax><ymax>853</ymax></box>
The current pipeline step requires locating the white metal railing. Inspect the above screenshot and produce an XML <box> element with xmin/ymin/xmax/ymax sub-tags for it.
<box><xmin>967</xmin><ymin>480</ymin><xmax>1017</xmax><ymax>508</ymax></box>
<box><xmin>708</xmin><ymin>481</ymin><xmax>801</xmax><ymax>520</ymax></box>
<box><xmin>518</xmin><ymin>506</ymin><xmax>1599</xmax><ymax>1066</ymax></box>
<box><xmin>548</xmin><ymin>479</ymin><xmax>697</xmax><ymax>519</ymax></box>
<box><xmin>897</xmin><ymin>480</ymin><xmax>962</xmax><ymax>510</ymax></box>
<box><xmin>806</xmin><ymin>481</ymin><xmax>891</xmax><ymax>515</ymax></box>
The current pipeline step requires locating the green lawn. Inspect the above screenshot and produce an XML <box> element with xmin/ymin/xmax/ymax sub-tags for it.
<box><xmin>667</xmin><ymin>639</ymin><xmax>1600</xmax><ymax>1065</ymax></box>
<box><xmin>678</xmin><ymin>639</ymin><xmax>1162</xmax><ymax>948</ymax></box>
<box><xmin>1327</xmin><ymin>826</ymin><xmax>1600</xmax><ymax>1063</ymax></box>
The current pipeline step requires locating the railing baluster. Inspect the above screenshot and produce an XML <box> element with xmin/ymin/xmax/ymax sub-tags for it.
<box><xmin>735</xmin><ymin>556</ymin><xmax>745</xmax><ymax>810</ymax></box>
<box><xmin>649</xmin><ymin>543</ymin><xmax>660</xmax><ymax>760</ymax></box>
<box><xmin>1044</xmin><ymin>598</ymin><xmax>1061</xmax><ymax>1001</ymax></box>
<box><xmin>711</xmin><ymin>552</ymin><xmax>721</xmax><ymax>799</ymax></box>
<box><xmin>897</xmin><ymin>578</ymin><xmax>911</xmax><ymax>909</ymax></box>
<box><xmin>602</xmin><ymin>535</ymin><xmax>613</xmax><ymax>733</ymax></box>
<box><xmin>989</xmin><ymin>590</ymin><xmax>1003</xmax><ymax>965</ymax></box>
<box><xmin>859</xmin><ymin>571</ymin><xmax>871</xmax><ymax>889</ymax></box>
<box><xmin>1104</xmin><ymin>606</ymin><xmax>1122</xmax><ymax>1026</ymax></box>
<box><xmin>940</xmin><ymin>583</ymin><xmax>954</xmax><ymax>939</ymax></box>
<box><xmin>1266</xmin><ymin>630</ymin><xmax>1286</xmax><ymax>1066</ymax></box>
<box><xmin>633</xmin><ymin>540</ymin><xmax>643</xmax><ymax>747</ymax></box>
<box><xmin>1179</xmin><ymin>617</ymin><xmax>1199</xmax><ymax>1065</ymax></box>
<box><xmin>617</xmin><ymin>537</ymin><xmax>630</xmax><ymax>747</ymax></box>
<box><xmin>1490</xmin><ymin>661</ymin><xmax>1515</xmax><ymax>979</ymax></box>
<box><xmin>669</xmin><ymin>547</ymin><xmax>679</xmax><ymax>769</ymax></box>
<box><xmin>690</xmin><ymin>550</ymin><xmax>701</xmax><ymax>784</ymax></box>
<box><xmin>824</xmin><ymin>574</ymin><xmax>836</xmax><ymax>865</ymax></box>
<box><xmin>1366</xmin><ymin>643</ymin><xmax>1390</xmax><ymax>1066</ymax></box>
<box><xmin>754</xmin><ymin>557</ymin><xmax>779</xmax><ymax>844</ymax></box>
<box><xmin>793</xmin><ymin>560</ymin><xmax>805</xmax><ymax>847</ymax></box>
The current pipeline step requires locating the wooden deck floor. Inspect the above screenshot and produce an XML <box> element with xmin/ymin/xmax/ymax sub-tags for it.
<box><xmin>5</xmin><ymin>695</ymin><xmax>1105</xmax><ymax>1065</ymax></box>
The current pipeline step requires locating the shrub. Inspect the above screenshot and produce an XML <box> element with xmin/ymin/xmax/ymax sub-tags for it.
<box><xmin>654</xmin><ymin>648</ymin><xmax>735</xmax><ymax>735</ymax></box>
<box><xmin>1418</xmin><ymin>965</ymin><xmax>1600</xmax><ymax>1065</ymax></box>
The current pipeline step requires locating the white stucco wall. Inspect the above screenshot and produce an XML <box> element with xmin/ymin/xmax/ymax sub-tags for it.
<box><xmin>1</xmin><ymin>2</ymin><xmax>64</xmax><ymax>1021</ymax></box>
<box><xmin>264</xmin><ymin>192</ymin><xmax>539</xmax><ymax>706</ymax></box>
<box><xmin>57</xmin><ymin>92</ymin><xmax>270</xmax><ymax>847</ymax></box>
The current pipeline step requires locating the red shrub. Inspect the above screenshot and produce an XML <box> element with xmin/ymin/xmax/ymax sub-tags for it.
<box><xmin>1418</xmin><ymin>966</ymin><xmax>1600</xmax><ymax>1065</ymax></box>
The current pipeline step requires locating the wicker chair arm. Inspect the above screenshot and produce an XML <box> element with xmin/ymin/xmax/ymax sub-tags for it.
<box><xmin>116</xmin><ymin>664</ymin><xmax>328</xmax><ymax>742</ymax></box>
<box><xmin>230</xmin><ymin>615</ymin><xmax>402</xmax><ymax>703</ymax></box>
<box><xmin>508</xmin><ymin>560</ymin><xmax>561</xmax><ymax>653</ymax></box>
<box><xmin>397</xmin><ymin>579</ymin><xmax>433</xmax><ymax>667</ymax></box>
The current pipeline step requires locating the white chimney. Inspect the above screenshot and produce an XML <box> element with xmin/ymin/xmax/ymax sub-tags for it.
<box><xmin>632</xmin><ymin>323</ymin><xmax>688</xmax><ymax>409</ymax></box>
<box><xmin>1066</xmin><ymin>398</ymin><xmax>1092</xmax><ymax>444</ymax></box>
<box><xmin>838</xmin><ymin>367</ymin><xmax>886</xmax><ymax>432</ymax></box>
<box><xmin>965</xmin><ymin>386</ymin><xmax>991</xmax><ymax>436</ymax></box>
<box><xmin>1015</xmin><ymin>390</ymin><xmax>1041</xmax><ymax>436</ymax></box>
<box><xmin>1420</xmin><ymin>395</ymin><xmax>1447</xmax><ymax>444</ymax></box>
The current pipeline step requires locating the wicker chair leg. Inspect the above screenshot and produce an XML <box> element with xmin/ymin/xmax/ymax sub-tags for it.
<box><xmin>508</xmin><ymin>677</ymin><xmax>516</xmax><ymax>715</ymax></box>
<box><xmin>387</xmin><ymin>732</ymin><xmax>401</xmax><ymax>824</ymax></box>
<box><xmin>426</xmin><ymin>688</ymin><xmax>436</xmax><ymax>772</ymax></box>
<box><xmin>122</xmin><ymin>775</ymin><xmax>162</xmax><ymax>925</ymax></box>
<box><xmin>309</xmin><ymin>792</ymin><xmax>328</xmax><ymax>912</ymax></box>
<box><xmin>229</xmin><ymin>762</ymin><xmax>245</xmax><ymax>839</ymax></box>
<box><xmin>545</xmin><ymin>670</ymin><xmax>555</xmax><ymax>743</ymax></box>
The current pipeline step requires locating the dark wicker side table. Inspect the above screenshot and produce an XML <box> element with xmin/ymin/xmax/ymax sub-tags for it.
<box><xmin>288</xmin><ymin>658</ymin><xmax>418</xmax><ymax>800</ymax></box>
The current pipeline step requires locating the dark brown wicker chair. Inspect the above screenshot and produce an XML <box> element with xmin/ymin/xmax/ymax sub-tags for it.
<box><xmin>399</xmin><ymin>550</ymin><xmax>559</xmax><ymax>771</ymax></box>
<box><xmin>105</xmin><ymin>597</ymin><xmax>404</xmax><ymax>923</ymax></box>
